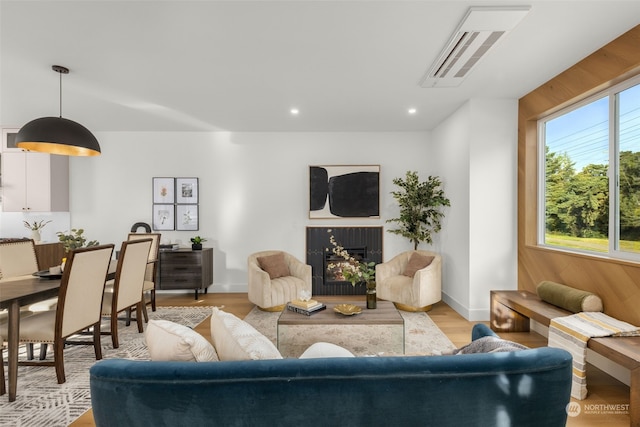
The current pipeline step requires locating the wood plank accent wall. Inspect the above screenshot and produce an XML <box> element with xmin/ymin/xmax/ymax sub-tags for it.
<box><xmin>518</xmin><ymin>25</ymin><xmax>640</xmax><ymax>326</ymax></box>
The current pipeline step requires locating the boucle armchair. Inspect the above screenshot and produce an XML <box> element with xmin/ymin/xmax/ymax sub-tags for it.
<box><xmin>248</xmin><ymin>250</ymin><xmax>312</xmax><ymax>311</ymax></box>
<box><xmin>376</xmin><ymin>250</ymin><xmax>441</xmax><ymax>312</ymax></box>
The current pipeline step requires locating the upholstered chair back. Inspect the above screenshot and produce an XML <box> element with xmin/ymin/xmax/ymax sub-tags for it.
<box><xmin>126</xmin><ymin>233</ymin><xmax>160</xmax><ymax>282</ymax></box>
<box><xmin>58</xmin><ymin>245</ymin><xmax>114</xmax><ymax>338</ymax></box>
<box><xmin>110</xmin><ymin>239</ymin><xmax>152</xmax><ymax>314</ymax></box>
<box><xmin>0</xmin><ymin>239</ymin><xmax>39</xmax><ymax>281</ymax></box>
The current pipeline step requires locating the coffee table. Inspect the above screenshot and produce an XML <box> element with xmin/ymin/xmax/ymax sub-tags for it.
<box><xmin>277</xmin><ymin>300</ymin><xmax>404</xmax><ymax>357</ymax></box>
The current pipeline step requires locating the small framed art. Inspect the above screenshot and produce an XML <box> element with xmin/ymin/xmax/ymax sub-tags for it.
<box><xmin>176</xmin><ymin>177</ymin><xmax>198</xmax><ymax>204</ymax></box>
<box><xmin>176</xmin><ymin>204</ymin><xmax>199</xmax><ymax>231</ymax></box>
<box><xmin>153</xmin><ymin>204</ymin><xmax>175</xmax><ymax>230</ymax></box>
<box><xmin>153</xmin><ymin>177</ymin><xmax>175</xmax><ymax>204</ymax></box>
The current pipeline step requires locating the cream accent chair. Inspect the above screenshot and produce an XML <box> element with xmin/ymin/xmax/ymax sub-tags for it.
<box><xmin>127</xmin><ymin>232</ymin><xmax>160</xmax><ymax>321</ymax></box>
<box><xmin>375</xmin><ymin>250</ymin><xmax>442</xmax><ymax>312</ymax></box>
<box><xmin>101</xmin><ymin>239</ymin><xmax>152</xmax><ymax>348</ymax></box>
<box><xmin>248</xmin><ymin>250</ymin><xmax>312</xmax><ymax>311</ymax></box>
<box><xmin>0</xmin><ymin>244</ymin><xmax>114</xmax><ymax>384</ymax></box>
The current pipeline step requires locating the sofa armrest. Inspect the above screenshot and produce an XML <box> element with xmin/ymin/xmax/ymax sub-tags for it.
<box><xmin>375</xmin><ymin>252</ymin><xmax>408</xmax><ymax>284</ymax></box>
<box><xmin>287</xmin><ymin>256</ymin><xmax>312</xmax><ymax>287</ymax></box>
<box><xmin>411</xmin><ymin>254</ymin><xmax>441</xmax><ymax>307</ymax></box>
<box><xmin>248</xmin><ymin>261</ymin><xmax>272</xmax><ymax>304</ymax></box>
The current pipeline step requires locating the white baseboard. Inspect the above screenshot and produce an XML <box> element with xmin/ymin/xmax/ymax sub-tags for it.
<box><xmin>155</xmin><ymin>283</ymin><xmax>248</xmax><ymax>294</ymax></box>
<box><xmin>210</xmin><ymin>283</ymin><xmax>249</xmax><ymax>293</ymax></box>
<box><xmin>440</xmin><ymin>292</ymin><xmax>489</xmax><ymax>321</ymax></box>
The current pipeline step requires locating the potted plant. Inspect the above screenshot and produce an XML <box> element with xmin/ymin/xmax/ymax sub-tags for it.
<box><xmin>56</xmin><ymin>228</ymin><xmax>100</xmax><ymax>253</ymax></box>
<box><xmin>190</xmin><ymin>236</ymin><xmax>206</xmax><ymax>250</ymax></box>
<box><xmin>387</xmin><ymin>171</ymin><xmax>450</xmax><ymax>250</ymax></box>
<box><xmin>23</xmin><ymin>219</ymin><xmax>52</xmax><ymax>242</ymax></box>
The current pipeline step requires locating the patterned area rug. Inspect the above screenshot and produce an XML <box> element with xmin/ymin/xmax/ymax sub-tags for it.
<box><xmin>0</xmin><ymin>306</ymin><xmax>212</xmax><ymax>427</ymax></box>
<box><xmin>243</xmin><ymin>307</ymin><xmax>456</xmax><ymax>357</ymax></box>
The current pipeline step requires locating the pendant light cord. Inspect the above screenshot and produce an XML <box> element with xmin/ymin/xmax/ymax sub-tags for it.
<box><xmin>52</xmin><ymin>65</ymin><xmax>69</xmax><ymax>118</ymax></box>
<box><xmin>59</xmin><ymin>68</ymin><xmax>63</xmax><ymax>118</ymax></box>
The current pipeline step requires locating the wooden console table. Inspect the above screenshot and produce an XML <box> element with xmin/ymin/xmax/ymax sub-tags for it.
<box><xmin>34</xmin><ymin>242</ymin><xmax>65</xmax><ymax>269</ymax></box>
<box><xmin>158</xmin><ymin>248</ymin><xmax>213</xmax><ymax>299</ymax></box>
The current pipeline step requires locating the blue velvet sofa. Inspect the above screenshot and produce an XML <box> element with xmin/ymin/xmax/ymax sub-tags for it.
<box><xmin>90</xmin><ymin>324</ymin><xmax>572</xmax><ymax>427</ymax></box>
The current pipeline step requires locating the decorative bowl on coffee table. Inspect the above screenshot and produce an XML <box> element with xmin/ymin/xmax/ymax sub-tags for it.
<box><xmin>333</xmin><ymin>304</ymin><xmax>362</xmax><ymax>316</ymax></box>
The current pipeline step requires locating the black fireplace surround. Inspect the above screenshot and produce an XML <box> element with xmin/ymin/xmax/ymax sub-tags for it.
<box><xmin>306</xmin><ymin>226</ymin><xmax>383</xmax><ymax>295</ymax></box>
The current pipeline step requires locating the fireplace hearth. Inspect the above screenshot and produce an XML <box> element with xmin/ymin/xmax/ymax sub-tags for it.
<box><xmin>306</xmin><ymin>227</ymin><xmax>383</xmax><ymax>295</ymax></box>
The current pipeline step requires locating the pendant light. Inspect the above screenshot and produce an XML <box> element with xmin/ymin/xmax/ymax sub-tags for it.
<box><xmin>16</xmin><ymin>65</ymin><xmax>101</xmax><ymax>156</ymax></box>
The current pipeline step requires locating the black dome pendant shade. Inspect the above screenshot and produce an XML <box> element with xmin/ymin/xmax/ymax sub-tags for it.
<box><xmin>16</xmin><ymin>65</ymin><xmax>101</xmax><ymax>156</ymax></box>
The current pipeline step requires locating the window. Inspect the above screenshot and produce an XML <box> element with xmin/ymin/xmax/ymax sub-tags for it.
<box><xmin>539</xmin><ymin>76</ymin><xmax>640</xmax><ymax>260</ymax></box>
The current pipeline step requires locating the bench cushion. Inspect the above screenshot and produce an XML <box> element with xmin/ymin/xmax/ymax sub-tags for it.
<box><xmin>536</xmin><ymin>281</ymin><xmax>603</xmax><ymax>313</ymax></box>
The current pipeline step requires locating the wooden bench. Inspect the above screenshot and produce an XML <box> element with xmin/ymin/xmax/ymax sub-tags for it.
<box><xmin>491</xmin><ymin>290</ymin><xmax>640</xmax><ymax>427</ymax></box>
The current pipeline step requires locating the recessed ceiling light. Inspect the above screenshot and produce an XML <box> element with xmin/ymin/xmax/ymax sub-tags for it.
<box><xmin>290</xmin><ymin>108</ymin><xmax>300</xmax><ymax>115</ymax></box>
<box><xmin>408</xmin><ymin>108</ymin><xmax>417</xmax><ymax>115</ymax></box>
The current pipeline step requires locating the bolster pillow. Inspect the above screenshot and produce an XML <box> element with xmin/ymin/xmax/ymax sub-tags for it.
<box><xmin>536</xmin><ymin>281</ymin><xmax>603</xmax><ymax>313</ymax></box>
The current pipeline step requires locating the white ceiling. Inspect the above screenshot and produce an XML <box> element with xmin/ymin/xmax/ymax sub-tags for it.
<box><xmin>1</xmin><ymin>0</ymin><xmax>639</xmax><ymax>132</ymax></box>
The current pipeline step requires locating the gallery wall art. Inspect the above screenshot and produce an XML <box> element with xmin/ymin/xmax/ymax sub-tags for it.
<box><xmin>152</xmin><ymin>177</ymin><xmax>199</xmax><ymax>230</ymax></box>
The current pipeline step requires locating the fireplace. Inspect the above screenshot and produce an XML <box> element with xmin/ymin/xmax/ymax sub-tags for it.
<box><xmin>306</xmin><ymin>227</ymin><xmax>383</xmax><ymax>295</ymax></box>
<box><xmin>324</xmin><ymin>245</ymin><xmax>367</xmax><ymax>285</ymax></box>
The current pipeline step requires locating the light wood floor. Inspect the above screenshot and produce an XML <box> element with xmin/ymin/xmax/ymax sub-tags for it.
<box><xmin>71</xmin><ymin>293</ymin><xmax>631</xmax><ymax>426</ymax></box>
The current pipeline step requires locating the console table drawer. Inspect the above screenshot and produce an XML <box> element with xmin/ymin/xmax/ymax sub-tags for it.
<box><xmin>158</xmin><ymin>248</ymin><xmax>213</xmax><ymax>296</ymax></box>
<box><xmin>161</xmin><ymin>253</ymin><xmax>202</xmax><ymax>266</ymax></box>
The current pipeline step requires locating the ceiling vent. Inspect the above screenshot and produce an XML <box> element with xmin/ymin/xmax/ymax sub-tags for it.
<box><xmin>419</xmin><ymin>6</ymin><xmax>531</xmax><ymax>88</ymax></box>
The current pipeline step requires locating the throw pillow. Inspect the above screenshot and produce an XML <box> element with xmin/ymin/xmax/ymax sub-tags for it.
<box><xmin>145</xmin><ymin>319</ymin><xmax>218</xmax><ymax>362</ymax></box>
<box><xmin>210</xmin><ymin>307</ymin><xmax>283</xmax><ymax>361</ymax></box>
<box><xmin>402</xmin><ymin>253</ymin><xmax>435</xmax><ymax>278</ymax></box>
<box><xmin>257</xmin><ymin>253</ymin><xmax>290</xmax><ymax>279</ymax></box>
<box><xmin>536</xmin><ymin>281</ymin><xmax>604</xmax><ymax>313</ymax></box>
<box><xmin>299</xmin><ymin>342</ymin><xmax>355</xmax><ymax>358</ymax></box>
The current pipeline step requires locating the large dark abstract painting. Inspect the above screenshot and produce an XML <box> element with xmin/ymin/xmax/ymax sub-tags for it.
<box><xmin>309</xmin><ymin>165</ymin><xmax>380</xmax><ymax>218</ymax></box>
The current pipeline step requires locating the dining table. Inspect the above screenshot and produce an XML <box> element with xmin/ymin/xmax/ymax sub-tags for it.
<box><xmin>0</xmin><ymin>260</ymin><xmax>117</xmax><ymax>402</ymax></box>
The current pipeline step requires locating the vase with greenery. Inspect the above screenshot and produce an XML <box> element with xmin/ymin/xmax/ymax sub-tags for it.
<box><xmin>190</xmin><ymin>236</ymin><xmax>206</xmax><ymax>250</ymax></box>
<box><xmin>56</xmin><ymin>228</ymin><xmax>100</xmax><ymax>253</ymax></box>
<box><xmin>23</xmin><ymin>219</ymin><xmax>52</xmax><ymax>242</ymax></box>
<box><xmin>327</xmin><ymin>232</ymin><xmax>377</xmax><ymax>308</ymax></box>
<box><xmin>387</xmin><ymin>171</ymin><xmax>450</xmax><ymax>250</ymax></box>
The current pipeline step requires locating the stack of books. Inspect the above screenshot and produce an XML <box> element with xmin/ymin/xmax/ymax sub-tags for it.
<box><xmin>287</xmin><ymin>299</ymin><xmax>326</xmax><ymax>316</ymax></box>
<box><xmin>159</xmin><ymin>243</ymin><xmax>180</xmax><ymax>251</ymax></box>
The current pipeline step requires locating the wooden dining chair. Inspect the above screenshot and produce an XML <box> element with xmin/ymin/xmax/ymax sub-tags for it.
<box><xmin>126</xmin><ymin>232</ymin><xmax>161</xmax><ymax>321</ymax></box>
<box><xmin>100</xmin><ymin>239</ymin><xmax>152</xmax><ymax>348</ymax></box>
<box><xmin>0</xmin><ymin>238</ymin><xmax>39</xmax><ymax>280</ymax></box>
<box><xmin>0</xmin><ymin>238</ymin><xmax>56</xmax><ymax>360</ymax></box>
<box><xmin>0</xmin><ymin>337</ymin><xmax>5</xmax><ymax>395</ymax></box>
<box><xmin>0</xmin><ymin>244</ymin><xmax>114</xmax><ymax>384</ymax></box>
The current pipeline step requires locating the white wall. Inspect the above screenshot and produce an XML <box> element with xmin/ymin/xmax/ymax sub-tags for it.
<box><xmin>430</xmin><ymin>102</ymin><xmax>471</xmax><ymax>313</ymax></box>
<box><xmin>69</xmin><ymin>131</ymin><xmax>430</xmax><ymax>292</ymax></box>
<box><xmin>432</xmin><ymin>99</ymin><xmax>518</xmax><ymax>321</ymax></box>
<box><xmin>468</xmin><ymin>99</ymin><xmax>518</xmax><ymax>319</ymax></box>
<box><xmin>0</xmin><ymin>211</ymin><xmax>70</xmax><ymax>243</ymax></box>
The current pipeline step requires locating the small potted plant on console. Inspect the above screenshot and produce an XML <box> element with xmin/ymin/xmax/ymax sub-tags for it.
<box><xmin>190</xmin><ymin>236</ymin><xmax>206</xmax><ymax>250</ymax></box>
